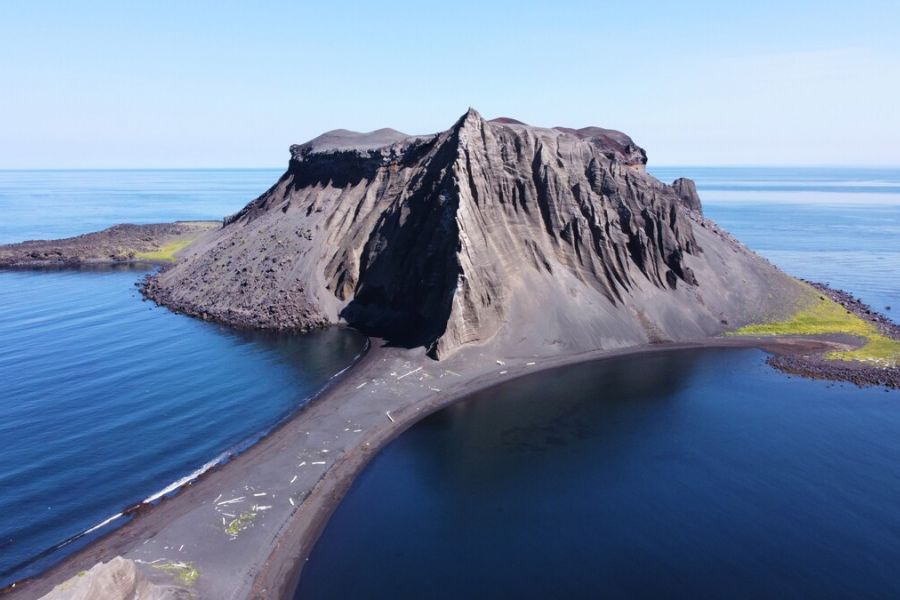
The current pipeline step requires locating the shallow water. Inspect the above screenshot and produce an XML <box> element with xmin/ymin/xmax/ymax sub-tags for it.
<box><xmin>296</xmin><ymin>348</ymin><xmax>900</xmax><ymax>599</ymax></box>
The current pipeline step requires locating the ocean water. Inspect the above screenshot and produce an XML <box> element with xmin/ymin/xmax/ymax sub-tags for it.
<box><xmin>296</xmin><ymin>168</ymin><xmax>900</xmax><ymax>598</ymax></box>
<box><xmin>0</xmin><ymin>169</ymin><xmax>280</xmax><ymax>244</ymax></box>
<box><xmin>652</xmin><ymin>167</ymin><xmax>900</xmax><ymax>316</ymax></box>
<box><xmin>0</xmin><ymin>170</ymin><xmax>364</xmax><ymax>586</ymax></box>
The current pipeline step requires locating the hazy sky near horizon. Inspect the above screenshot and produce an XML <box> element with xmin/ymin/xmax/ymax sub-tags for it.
<box><xmin>2</xmin><ymin>1</ymin><xmax>899</xmax><ymax>168</ymax></box>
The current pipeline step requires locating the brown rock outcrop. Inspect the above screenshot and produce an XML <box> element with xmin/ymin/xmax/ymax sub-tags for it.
<box><xmin>38</xmin><ymin>557</ymin><xmax>190</xmax><ymax>600</ymax></box>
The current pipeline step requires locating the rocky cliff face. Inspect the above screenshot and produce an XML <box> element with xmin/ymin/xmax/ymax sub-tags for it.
<box><xmin>144</xmin><ymin>109</ymin><xmax>805</xmax><ymax>358</ymax></box>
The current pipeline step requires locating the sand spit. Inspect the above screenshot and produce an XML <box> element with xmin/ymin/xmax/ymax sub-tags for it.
<box><xmin>4</xmin><ymin>334</ymin><xmax>863</xmax><ymax>600</ymax></box>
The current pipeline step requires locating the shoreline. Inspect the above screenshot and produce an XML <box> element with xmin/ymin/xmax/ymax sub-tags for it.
<box><xmin>251</xmin><ymin>335</ymin><xmax>875</xmax><ymax>600</ymax></box>
<box><xmin>3</xmin><ymin>334</ymin><xmax>858</xmax><ymax>600</ymax></box>
<box><xmin>0</xmin><ymin>221</ymin><xmax>220</xmax><ymax>269</ymax></box>
<box><xmin>0</xmin><ymin>333</ymin><xmax>370</xmax><ymax>589</ymax></box>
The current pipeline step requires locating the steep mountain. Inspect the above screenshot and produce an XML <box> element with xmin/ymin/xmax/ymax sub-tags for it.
<box><xmin>143</xmin><ymin>109</ymin><xmax>805</xmax><ymax>358</ymax></box>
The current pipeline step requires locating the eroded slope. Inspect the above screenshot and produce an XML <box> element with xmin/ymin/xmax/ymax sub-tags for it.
<box><xmin>144</xmin><ymin>109</ymin><xmax>805</xmax><ymax>358</ymax></box>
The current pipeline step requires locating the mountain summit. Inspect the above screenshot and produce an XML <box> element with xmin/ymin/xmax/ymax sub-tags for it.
<box><xmin>144</xmin><ymin>109</ymin><xmax>803</xmax><ymax>358</ymax></box>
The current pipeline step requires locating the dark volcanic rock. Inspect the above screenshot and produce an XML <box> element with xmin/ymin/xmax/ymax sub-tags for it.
<box><xmin>551</xmin><ymin>125</ymin><xmax>648</xmax><ymax>169</ymax></box>
<box><xmin>0</xmin><ymin>222</ymin><xmax>219</xmax><ymax>267</ymax></box>
<box><xmin>672</xmin><ymin>177</ymin><xmax>703</xmax><ymax>214</ymax></box>
<box><xmin>145</xmin><ymin>109</ymin><xmax>806</xmax><ymax>359</ymax></box>
<box><xmin>768</xmin><ymin>353</ymin><xmax>899</xmax><ymax>389</ymax></box>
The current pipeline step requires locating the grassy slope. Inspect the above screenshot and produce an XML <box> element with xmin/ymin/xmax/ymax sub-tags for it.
<box><xmin>134</xmin><ymin>239</ymin><xmax>194</xmax><ymax>263</ymax></box>
<box><xmin>733</xmin><ymin>293</ymin><xmax>900</xmax><ymax>367</ymax></box>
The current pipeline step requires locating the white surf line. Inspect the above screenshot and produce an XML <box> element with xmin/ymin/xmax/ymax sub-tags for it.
<box><xmin>84</xmin><ymin>512</ymin><xmax>124</xmax><ymax>535</ymax></box>
<box><xmin>143</xmin><ymin>454</ymin><xmax>224</xmax><ymax>504</ymax></box>
<box><xmin>397</xmin><ymin>366</ymin><xmax>422</xmax><ymax>380</ymax></box>
<box><xmin>386</xmin><ymin>411</ymin><xmax>395</xmax><ymax>423</ymax></box>
<box><xmin>46</xmin><ymin>336</ymin><xmax>371</xmax><ymax>565</ymax></box>
<box><xmin>356</xmin><ymin>382</ymin><xmax>367</xmax><ymax>389</ymax></box>
<box><xmin>25</xmin><ymin>337</ymin><xmax>370</xmax><ymax>575</ymax></box>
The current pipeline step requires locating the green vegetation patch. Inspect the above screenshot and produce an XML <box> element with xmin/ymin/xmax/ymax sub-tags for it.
<box><xmin>134</xmin><ymin>238</ymin><xmax>194</xmax><ymax>263</ymax></box>
<box><xmin>732</xmin><ymin>296</ymin><xmax>900</xmax><ymax>367</ymax></box>
<box><xmin>152</xmin><ymin>561</ymin><xmax>200</xmax><ymax>586</ymax></box>
<box><xmin>225</xmin><ymin>511</ymin><xmax>257</xmax><ymax>537</ymax></box>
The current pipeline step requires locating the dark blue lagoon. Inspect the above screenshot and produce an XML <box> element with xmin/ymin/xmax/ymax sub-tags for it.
<box><xmin>297</xmin><ymin>348</ymin><xmax>900</xmax><ymax>599</ymax></box>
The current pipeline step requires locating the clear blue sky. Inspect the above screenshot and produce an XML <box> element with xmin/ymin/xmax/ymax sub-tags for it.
<box><xmin>2</xmin><ymin>1</ymin><xmax>898</xmax><ymax>168</ymax></box>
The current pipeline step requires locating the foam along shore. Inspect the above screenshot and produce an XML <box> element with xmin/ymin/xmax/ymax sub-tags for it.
<box><xmin>0</xmin><ymin>221</ymin><xmax>220</xmax><ymax>268</ymax></box>
<box><xmin>5</xmin><ymin>332</ymin><xmax>869</xmax><ymax>600</ymax></box>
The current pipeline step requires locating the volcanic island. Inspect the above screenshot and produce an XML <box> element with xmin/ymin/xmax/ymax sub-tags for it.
<box><xmin>3</xmin><ymin>109</ymin><xmax>898</xmax><ymax>600</ymax></box>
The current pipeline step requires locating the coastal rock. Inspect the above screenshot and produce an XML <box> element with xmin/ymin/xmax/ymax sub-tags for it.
<box><xmin>672</xmin><ymin>177</ymin><xmax>703</xmax><ymax>213</ymax></box>
<box><xmin>0</xmin><ymin>222</ymin><xmax>219</xmax><ymax>267</ymax></box>
<box><xmin>144</xmin><ymin>108</ymin><xmax>805</xmax><ymax>358</ymax></box>
<box><xmin>38</xmin><ymin>557</ymin><xmax>189</xmax><ymax>600</ymax></box>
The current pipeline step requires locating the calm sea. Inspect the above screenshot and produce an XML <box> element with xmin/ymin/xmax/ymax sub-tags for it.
<box><xmin>295</xmin><ymin>167</ymin><xmax>900</xmax><ymax>598</ymax></box>
<box><xmin>0</xmin><ymin>168</ymin><xmax>897</xmax><ymax>591</ymax></box>
<box><xmin>653</xmin><ymin>167</ymin><xmax>900</xmax><ymax>315</ymax></box>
